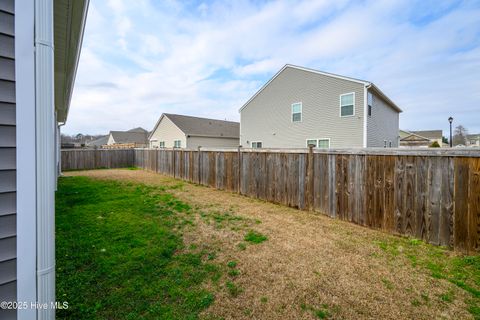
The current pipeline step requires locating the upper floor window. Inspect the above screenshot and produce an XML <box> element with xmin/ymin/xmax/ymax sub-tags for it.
<box><xmin>340</xmin><ymin>93</ymin><xmax>355</xmax><ymax>117</ymax></box>
<box><xmin>292</xmin><ymin>102</ymin><xmax>302</xmax><ymax>122</ymax></box>
<box><xmin>367</xmin><ymin>92</ymin><xmax>373</xmax><ymax>117</ymax></box>
<box><xmin>159</xmin><ymin>141</ymin><xmax>165</xmax><ymax>148</ymax></box>
<box><xmin>251</xmin><ymin>141</ymin><xmax>262</xmax><ymax>148</ymax></box>
<box><xmin>174</xmin><ymin>140</ymin><xmax>181</xmax><ymax>148</ymax></box>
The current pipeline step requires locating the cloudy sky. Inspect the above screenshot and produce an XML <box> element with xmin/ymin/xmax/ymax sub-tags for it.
<box><xmin>64</xmin><ymin>0</ymin><xmax>480</xmax><ymax>136</ymax></box>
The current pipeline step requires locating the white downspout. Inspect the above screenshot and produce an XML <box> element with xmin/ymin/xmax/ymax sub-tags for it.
<box><xmin>363</xmin><ymin>84</ymin><xmax>371</xmax><ymax>148</ymax></box>
<box><xmin>35</xmin><ymin>0</ymin><xmax>56</xmax><ymax>319</ymax></box>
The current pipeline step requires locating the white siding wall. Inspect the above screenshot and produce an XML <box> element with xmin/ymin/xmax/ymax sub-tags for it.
<box><xmin>186</xmin><ymin>136</ymin><xmax>239</xmax><ymax>149</ymax></box>
<box><xmin>149</xmin><ymin>116</ymin><xmax>186</xmax><ymax>148</ymax></box>
<box><xmin>106</xmin><ymin>133</ymin><xmax>115</xmax><ymax>145</ymax></box>
<box><xmin>366</xmin><ymin>90</ymin><xmax>400</xmax><ymax>147</ymax></box>
<box><xmin>240</xmin><ymin>67</ymin><xmax>366</xmax><ymax>148</ymax></box>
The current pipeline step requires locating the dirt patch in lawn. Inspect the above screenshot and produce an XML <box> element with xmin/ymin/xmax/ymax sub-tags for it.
<box><xmin>65</xmin><ymin>169</ymin><xmax>476</xmax><ymax>320</ymax></box>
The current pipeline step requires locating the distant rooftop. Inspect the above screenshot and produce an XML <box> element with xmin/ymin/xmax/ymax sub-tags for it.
<box><xmin>162</xmin><ymin>113</ymin><xmax>239</xmax><ymax>138</ymax></box>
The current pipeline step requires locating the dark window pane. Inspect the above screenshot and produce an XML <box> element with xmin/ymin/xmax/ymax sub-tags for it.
<box><xmin>341</xmin><ymin>105</ymin><xmax>354</xmax><ymax>116</ymax></box>
<box><xmin>292</xmin><ymin>112</ymin><xmax>301</xmax><ymax>122</ymax></box>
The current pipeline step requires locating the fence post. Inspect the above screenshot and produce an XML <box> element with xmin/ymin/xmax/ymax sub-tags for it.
<box><xmin>197</xmin><ymin>146</ymin><xmax>202</xmax><ymax>184</ymax></box>
<box><xmin>237</xmin><ymin>146</ymin><xmax>242</xmax><ymax>194</ymax></box>
<box><xmin>306</xmin><ymin>145</ymin><xmax>314</xmax><ymax>211</ymax></box>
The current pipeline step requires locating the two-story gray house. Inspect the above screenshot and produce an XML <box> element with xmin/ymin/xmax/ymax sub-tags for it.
<box><xmin>239</xmin><ymin>65</ymin><xmax>402</xmax><ymax>148</ymax></box>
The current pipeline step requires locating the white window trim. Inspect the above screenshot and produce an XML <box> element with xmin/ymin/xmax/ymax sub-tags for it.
<box><xmin>251</xmin><ymin>141</ymin><xmax>263</xmax><ymax>148</ymax></box>
<box><xmin>339</xmin><ymin>92</ymin><xmax>355</xmax><ymax>117</ymax></box>
<box><xmin>306</xmin><ymin>139</ymin><xmax>318</xmax><ymax>147</ymax></box>
<box><xmin>159</xmin><ymin>141</ymin><xmax>165</xmax><ymax>148</ymax></box>
<box><xmin>317</xmin><ymin>138</ymin><xmax>331</xmax><ymax>149</ymax></box>
<box><xmin>291</xmin><ymin>102</ymin><xmax>302</xmax><ymax>122</ymax></box>
<box><xmin>173</xmin><ymin>140</ymin><xmax>181</xmax><ymax>148</ymax></box>
<box><xmin>305</xmin><ymin>138</ymin><xmax>330</xmax><ymax>148</ymax></box>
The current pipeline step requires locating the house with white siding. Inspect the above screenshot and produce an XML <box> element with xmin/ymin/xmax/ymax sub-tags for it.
<box><xmin>149</xmin><ymin>113</ymin><xmax>239</xmax><ymax>149</ymax></box>
<box><xmin>239</xmin><ymin>64</ymin><xmax>402</xmax><ymax>149</ymax></box>
<box><xmin>0</xmin><ymin>0</ymin><xmax>88</xmax><ymax>319</ymax></box>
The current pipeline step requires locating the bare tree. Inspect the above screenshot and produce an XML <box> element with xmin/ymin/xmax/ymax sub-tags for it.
<box><xmin>453</xmin><ymin>125</ymin><xmax>468</xmax><ymax>146</ymax></box>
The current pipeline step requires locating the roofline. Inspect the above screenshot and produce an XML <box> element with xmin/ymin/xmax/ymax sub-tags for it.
<box><xmin>367</xmin><ymin>84</ymin><xmax>403</xmax><ymax>113</ymax></box>
<box><xmin>186</xmin><ymin>134</ymin><xmax>239</xmax><ymax>139</ymax></box>
<box><xmin>239</xmin><ymin>64</ymin><xmax>369</xmax><ymax>113</ymax></box>
<box><xmin>148</xmin><ymin>113</ymin><xmax>188</xmax><ymax>140</ymax></box>
<box><xmin>400</xmin><ymin>131</ymin><xmax>431</xmax><ymax>141</ymax></box>
<box><xmin>238</xmin><ymin>64</ymin><xmax>403</xmax><ymax>114</ymax></box>
<box><xmin>58</xmin><ymin>0</ymin><xmax>90</xmax><ymax>124</ymax></box>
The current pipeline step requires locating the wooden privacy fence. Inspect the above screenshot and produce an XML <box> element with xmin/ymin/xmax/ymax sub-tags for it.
<box><xmin>134</xmin><ymin>148</ymin><xmax>480</xmax><ymax>252</ymax></box>
<box><xmin>61</xmin><ymin>149</ymin><xmax>135</xmax><ymax>170</ymax></box>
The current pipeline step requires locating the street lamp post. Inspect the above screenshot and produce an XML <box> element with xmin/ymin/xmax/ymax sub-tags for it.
<box><xmin>448</xmin><ymin>117</ymin><xmax>453</xmax><ymax>147</ymax></box>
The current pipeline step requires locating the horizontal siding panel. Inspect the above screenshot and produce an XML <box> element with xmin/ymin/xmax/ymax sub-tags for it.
<box><xmin>0</xmin><ymin>0</ymin><xmax>14</xmax><ymax>14</ymax></box>
<box><xmin>0</xmin><ymin>125</ymin><xmax>15</xmax><ymax>146</ymax></box>
<box><xmin>0</xmin><ymin>57</ymin><xmax>14</xmax><ymax>81</ymax></box>
<box><xmin>0</xmin><ymin>214</ymin><xmax>15</xmax><ymax>239</ymax></box>
<box><xmin>0</xmin><ymin>192</ymin><xmax>15</xmax><ymax>216</ymax></box>
<box><xmin>0</xmin><ymin>34</ymin><xmax>14</xmax><ymax>59</ymax></box>
<box><xmin>0</xmin><ymin>148</ymin><xmax>15</xmax><ymax>170</ymax></box>
<box><xmin>0</xmin><ymin>236</ymin><xmax>15</xmax><ymax>262</ymax></box>
<box><xmin>0</xmin><ymin>258</ymin><xmax>15</xmax><ymax>284</ymax></box>
<box><xmin>0</xmin><ymin>80</ymin><xmax>15</xmax><ymax>103</ymax></box>
<box><xmin>0</xmin><ymin>170</ymin><xmax>15</xmax><ymax>193</ymax></box>
<box><xmin>0</xmin><ymin>11</ymin><xmax>14</xmax><ymax>36</ymax></box>
<box><xmin>0</xmin><ymin>102</ymin><xmax>15</xmax><ymax>125</ymax></box>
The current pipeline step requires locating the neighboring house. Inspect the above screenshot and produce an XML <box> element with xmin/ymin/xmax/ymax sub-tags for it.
<box><xmin>467</xmin><ymin>134</ymin><xmax>480</xmax><ymax>147</ymax></box>
<box><xmin>399</xmin><ymin>130</ymin><xmax>443</xmax><ymax>148</ymax></box>
<box><xmin>105</xmin><ymin>127</ymin><xmax>149</xmax><ymax>148</ymax></box>
<box><xmin>85</xmin><ymin>135</ymin><xmax>109</xmax><ymax>148</ymax></box>
<box><xmin>239</xmin><ymin>64</ymin><xmax>402</xmax><ymax>148</ymax></box>
<box><xmin>149</xmin><ymin>113</ymin><xmax>239</xmax><ymax>149</ymax></box>
<box><xmin>0</xmin><ymin>1</ymin><xmax>88</xmax><ymax>319</ymax></box>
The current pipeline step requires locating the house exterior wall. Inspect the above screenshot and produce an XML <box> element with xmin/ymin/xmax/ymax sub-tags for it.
<box><xmin>240</xmin><ymin>67</ymin><xmax>366</xmax><ymax>148</ymax></box>
<box><xmin>149</xmin><ymin>116</ymin><xmax>186</xmax><ymax>148</ymax></box>
<box><xmin>0</xmin><ymin>1</ymin><xmax>17</xmax><ymax>318</ymax></box>
<box><xmin>366</xmin><ymin>90</ymin><xmax>400</xmax><ymax>147</ymax></box>
<box><xmin>186</xmin><ymin>136</ymin><xmax>239</xmax><ymax>149</ymax></box>
<box><xmin>107</xmin><ymin>133</ymin><xmax>115</xmax><ymax>145</ymax></box>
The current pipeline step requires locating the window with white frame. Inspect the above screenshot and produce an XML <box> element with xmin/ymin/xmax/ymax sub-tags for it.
<box><xmin>291</xmin><ymin>102</ymin><xmax>302</xmax><ymax>122</ymax></box>
<box><xmin>389</xmin><ymin>141</ymin><xmax>392</xmax><ymax>148</ymax></box>
<box><xmin>251</xmin><ymin>141</ymin><xmax>262</xmax><ymax>149</ymax></box>
<box><xmin>174</xmin><ymin>140</ymin><xmax>181</xmax><ymax>148</ymax></box>
<box><xmin>318</xmin><ymin>139</ymin><xmax>330</xmax><ymax>148</ymax></box>
<box><xmin>384</xmin><ymin>140</ymin><xmax>387</xmax><ymax>148</ymax></box>
<box><xmin>306</xmin><ymin>139</ymin><xmax>317</xmax><ymax>147</ymax></box>
<box><xmin>367</xmin><ymin>92</ymin><xmax>373</xmax><ymax>117</ymax></box>
<box><xmin>340</xmin><ymin>93</ymin><xmax>355</xmax><ymax>117</ymax></box>
<box><xmin>159</xmin><ymin>141</ymin><xmax>165</xmax><ymax>148</ymax></box>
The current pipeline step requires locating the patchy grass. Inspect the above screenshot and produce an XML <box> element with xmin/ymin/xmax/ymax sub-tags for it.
<box><xmin>64</xmin><ymin>169</ymin><xmax>477</xmax><ymax>320</ymax></box>
<box><xmin>244</xmin><ymin>230</ymin><xmax>268</xmax><ymax>244</ymax></box>
<box><xmin>374</xmin><ymin>237</ymin><xmax>480</xmax><ymax>318</ymax></box>
<box><xmin>56</xmin><ymin>176</ymin><xmax>221</xmax><ymax>319</ymax></box>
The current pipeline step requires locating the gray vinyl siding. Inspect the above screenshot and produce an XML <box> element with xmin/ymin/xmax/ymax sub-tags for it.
<box><xmin>186</xmin><ymin>136</ymin><xmax>239</xmax><ymax>149</ymax></box>
<box><xmin>240</xmin><ymin>67</ymin><xmax>365</xmax><ymax>148</ymax></box>
<box><xmin>366</xmin><ymin>90</ymin><xmax>399</xmax><ymax>147</ymax></box>
<box><xmin>0</xmin><ymin>0</ymin><xmax>17</xmax><ymax>315</ymax></box>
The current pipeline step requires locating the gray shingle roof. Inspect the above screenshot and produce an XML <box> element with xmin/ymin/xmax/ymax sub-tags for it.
<box><xmin>86</xmin><ymin>135</ymin><xmax>108</xmax><ymax>147</ymax></box>
<box><xmin>411</xmin><ymin>130</ymin><xmax>442</xmax><ymax>140</ymax></box>
<box><xmin>163</xmin><ymin>114</ymin><xmax>239</xmax><ymax>138</ymax></box>
<box><xmin>110</xmin><ymin>130</ymin><xmax>148</xmax><ymax>144</ymax></box>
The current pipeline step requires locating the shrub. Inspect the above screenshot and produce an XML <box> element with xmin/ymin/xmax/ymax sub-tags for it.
<box><xmin>430</xmin><ymin>141</ymin><xmax>441</xmax><ymax>148</ymax></box>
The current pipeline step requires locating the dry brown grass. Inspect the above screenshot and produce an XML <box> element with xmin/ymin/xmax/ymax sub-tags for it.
<box><xmin>65</xmin><ymin>169</ymin><xmax>474</xmax><ymax>319</ymax></box>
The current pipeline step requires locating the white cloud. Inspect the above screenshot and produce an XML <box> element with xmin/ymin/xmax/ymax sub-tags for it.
<box><xmin>65</xmin><ymin>0</ymin><xmax>480</xmax><ymax>136</ymax></box>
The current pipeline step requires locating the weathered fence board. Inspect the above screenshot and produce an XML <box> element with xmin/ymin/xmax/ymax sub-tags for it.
<box><xmin>61</xmin><ymin>148</ymin><xmax>480</xmax><ymax>252</ymax></box>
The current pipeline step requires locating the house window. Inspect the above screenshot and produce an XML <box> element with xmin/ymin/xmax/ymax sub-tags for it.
<box><xmin>159</xmin><ymin>141</ymin><xmax>165</xmax><ymax>148</ymax></box>
<box><xmin>368</xmin><ymin>105</ymin><xmax>372</xmax><ymax>117</ymax></box>
<box><xmin>367</xmin><ymin>92</ymin><xmax>373</xmax><ymax>117</ymax></box>
<box><xmin>318</xmin><ymin>139</ymin><xmax>330</xmax><ymax>148</ymax></box>
<box><xmin>306</xmin><ymin>139</ymin><xmax>317</xmax><ymax>147</ymax></box>
<box><xmin>384</xmin><ymin>140</ymin><xmax>387</xmax><ymax>148</ymax></box>
<box><xmin>340</xmin><ymin>93</ymin><xmax>355</xmax><ymax>117</ymax></box>
<box><xmin>251</xmin><ymin>141</ymin><xmax>262</xmax><ymax>148</ymax></box>
<box><xmin>292</xmin><ymin>102</ymin><xmax>302</xmax><ymax>122</ymax></box>
<box><xmin>389</xmin><ymin>141</ymin><xmax>392</xmax><ymax>148</ymax></box>
<box><xmin>174</xmin><ymin>140</ymin><xmax>181</xmax><ymax>148</ymax></box>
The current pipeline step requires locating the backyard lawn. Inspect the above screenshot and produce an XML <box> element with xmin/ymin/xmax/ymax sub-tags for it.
<box><xmin>57</xmin><ymin>169</ymin><xmax>480</xmax><ymax>319</ymax></box>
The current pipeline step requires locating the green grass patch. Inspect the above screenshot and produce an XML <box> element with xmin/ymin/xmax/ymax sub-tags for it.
<box><xmin>374</xmin><ymin>237</ymin><xmax>480</xmax><ymax>318</ymax></box>
<box><xmin>244</xmin><ymin>230</ymin><xmax>268</xmax><ymax>244</ymax></box>
<box><xmin>300</xmin><ymin>303</ymin><xmax>332</xmax><ymax>319</ymax></box>
<box><xmin>227</xmin><ymin>261</ymin><xmax>237</xmax><ymax>268</ymax></box>
<box><xmin>225</xmin><ymin>281</ymin><xmax>242</xmax><ymax>297</ymax></box>
<box><xmin>56</xmin><ymin>176</ymin><xmax>221</xmax><ymax>319</ymax></box>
